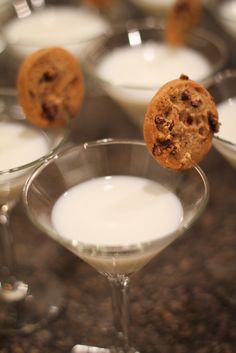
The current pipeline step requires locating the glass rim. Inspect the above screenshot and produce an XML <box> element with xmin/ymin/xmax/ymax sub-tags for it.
<box><xmin>0</xmin><ymin>88</ymin><xmax>70</xmax><ymax>176</ymax></box>
<box><xmin>23</xmin><ymin>138</ymin><xmax>209</xmax><ymax>257</ymax></box>
<box><xmin>84</xmin><ymin>19</ymin><xmax>228</xmax><ymax>91</ymax></box>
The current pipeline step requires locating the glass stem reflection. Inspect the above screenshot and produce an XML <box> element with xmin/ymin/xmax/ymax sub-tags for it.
<box><xmin>0</xmin><ymin>205</ymin><xmax>17</xmax><ymax>290</ymax></box>
<box><xmin>108</xmin><ymin>274</ymin><xmax>131</xmax><ymax>353</ymax></box>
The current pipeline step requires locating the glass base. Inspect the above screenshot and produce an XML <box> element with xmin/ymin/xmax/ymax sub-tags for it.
<box><xmin>0</xmin><ymin>266</ymin><xmax>63</xmax><ymax>335</ymax></box>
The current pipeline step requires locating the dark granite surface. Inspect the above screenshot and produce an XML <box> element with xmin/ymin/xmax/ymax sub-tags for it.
<box><xmin>1</xmin><ymin>2</ymin><xmax>236</xmax><ymax>353</ymax></box>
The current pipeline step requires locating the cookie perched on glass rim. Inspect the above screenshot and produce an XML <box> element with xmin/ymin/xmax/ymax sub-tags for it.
<box><xmin>143</xmin><ymin>74</ymin><xmax>219</xmax><ymax>170</ymax></box>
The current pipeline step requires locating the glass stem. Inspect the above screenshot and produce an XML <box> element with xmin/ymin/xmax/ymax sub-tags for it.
<box><xmin>0</xmin><ymin>205</ymin><xmax>17</xmax><ymax>289</ymax></box>
<box><xmin>108</xmin><ymin>274</ymin><xmax>131</xmax><ymax>353</ymax></box>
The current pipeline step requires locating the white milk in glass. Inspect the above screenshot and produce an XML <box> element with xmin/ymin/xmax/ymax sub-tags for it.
<box><xmin>3</xmin><ymin>6</ymin><xmax>109</xmax><ymax>59</ymax></box>
<box><xmin>218</xmin><ymin>0</ymin><xmax>236</xmax><ymax>38</ymax></box>
<box><xmin>214</xmin><ymin>97</ymin><xmax>236</xmax><ymax>168</ymax></box>
<box><xmin>96</xmin><ymin>42</ymin><xmax>212</xmax><ymax>127</ymax></box>
<box><xmin>52</xmin><ymin>175</ymin><xmax>183</xmax><ymax>274</ymax></box>
<box><xmin>0</xmin><ymin>121</ymin><xmax>49</xmax><ymax>205</ymax></box>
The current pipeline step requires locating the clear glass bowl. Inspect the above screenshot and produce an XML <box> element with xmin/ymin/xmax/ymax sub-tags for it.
<box><xmin>208</xmin><ymin>69</ymin><xmax>236</xmax><ymax>169</ymax></box>
<box><xmin>84</xmin><ymin>19</ymin><xmax>228</xmax><ymax>129</ymax></box>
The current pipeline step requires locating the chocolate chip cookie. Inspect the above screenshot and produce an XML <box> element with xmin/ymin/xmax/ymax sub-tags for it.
<box><xmin>143</xmin><ymin>74</ymin><xmax>219</xmax><ymax>170</ymax></box>
<box><xmin>165</xmin><ymin>0</ymin><xmax>202</xmax><ymax>46</ymax></box>
<box><xmin>17</xmin><ymin>47</ymin><xmax>85</xmax><ymax>128</ymax></box>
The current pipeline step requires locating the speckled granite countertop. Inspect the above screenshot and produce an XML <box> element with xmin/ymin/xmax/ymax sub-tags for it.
<box><xmin>1</xmin><ymin>3</ymin><xmax>236</xmax><ymax>353</ymax></box>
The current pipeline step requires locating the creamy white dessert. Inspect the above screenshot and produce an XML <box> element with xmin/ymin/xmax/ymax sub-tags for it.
<box><xmin>52</xmin><ymin>175</ymin><xmax>183</xmax><ymax>274</ymax></box>
<box><xmin>3</xmin><ymin>6</ymin><xmax>109</xmax><ymax>59</ymax></box>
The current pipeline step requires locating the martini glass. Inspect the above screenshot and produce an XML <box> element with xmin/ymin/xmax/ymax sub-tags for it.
<box><xmin>23</xmin><ymin>139</ymin><xmax>209</xmax><ymax>353</ymax></box>
<box><xmin>0</xmin><ymin>88</ymin><xmax>70</xmax><ymax>334</ymax></box>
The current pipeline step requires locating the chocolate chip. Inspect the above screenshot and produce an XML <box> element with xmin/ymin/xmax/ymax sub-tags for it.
<box><xmin>40</xmin><ymin>71</ymin><xmax>57</xmax><ymax>83</ymax></box>
<box><xmin>180</xmin><ymin>111</ymin><xmax>192</xmax><ymax>124</ymax></box>
<box><xmin>42</xmin><ymin>101</ymin><xmax>57</xmax><ymax>121</ymax></box>
<box><xmin>208</xmin><ymin>111</ymin><xmax>219</xmax><ymax>133</ymax></box>
<box><xmin>181</xmin><ymin>89</ymin><xmax>190</xmax><ymax>101</ymax></box>
<box><xmin>180</xmin><ymin>74</ymin><xmax>189</xmax><ymax>80</ymax></box>
<box><xmin>152</xmin><ymin>139</ymin><xmax>172</xmax><ymax>156</ymax></box>
<box><xmin>160</xmin><ymin>139</ymin><xmax>172</xmax><ymax>147</ymax></box>
<box><xmin>152</xmin><ymin>142</ymin><xmax>162</xmax><ymax>156</ymax></box>
<box><xmin>191</xmin><ymin>98</ymin><xmax>202</xmax><ymax>108</ymax></box>
<box><xmin>187</xmin><ymin>116</ymin><xmax>193</xmax><ymax>125</ymax></box>
<box><xmin>154</xmin><ymin>116</ymin><xmax>165</xmax><ymax>128</ymax></box>
<box><xmin>29</xmin><ymin>90</ymin><xmax>35</xmax><ymax>98</ymax></box>
<box><xmin>199</xmin><ymin>127</ymin><xmax>206</xmax><ymax>136</ymax></box>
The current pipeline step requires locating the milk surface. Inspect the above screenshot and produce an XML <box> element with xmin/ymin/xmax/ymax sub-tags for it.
<box><xmin>52</xmin><ymin>175</ymin><xmax>183</xmax><ymax>273</ymax></box>
<box><xmin>0</xmin><ymin>121</ymin><xmax>49</xmax><ymax>171</ymax></box>
<box><xmin>52</xmin><ymin>176</ymin><xmax>183</xmax><ymax>246</ymax></box>
<box><xmin>97</xmin><ymin>42</ymin><xmax>211</xmax><ymax>88</ymax></box>
<box><xmin>3</xmin><ymin>6</ymin><xmax>109</xmax><ymax>58</ymax></box>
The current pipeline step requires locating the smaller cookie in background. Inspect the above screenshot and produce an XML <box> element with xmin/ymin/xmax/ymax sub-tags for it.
<box><xmin>143</xmin><ymin>74</ymin><xmax>219</xmax><ymax>171</ymax></box>
<box><xmin>17</xmin><ymin>47</ymin><xmax>85</xmax><ymax>128</ymax></box>
<box><xmin>165</xmin><ymin>0</ymin><xmax>202</xmax><ymax>46</ymax></box>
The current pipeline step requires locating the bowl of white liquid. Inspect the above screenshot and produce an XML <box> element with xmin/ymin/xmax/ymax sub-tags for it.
<box><xmin>85</xmin><ymin>20</ymin><xmax>228</xmax><ymax>128</ymax></box>
<box><xmin>208</xmin><ymin>70</ymin><xmax>236</xmax><ymax>169</ymax></box>
<box><xmin>2</xmin><ymin>3</ymin><xmax>110</xmax><ymax>62</ymax></box>
<box><xmin>209</xmin><ymin>0</ymin><xmax>236</xmax><ymax>38</ymax></box>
